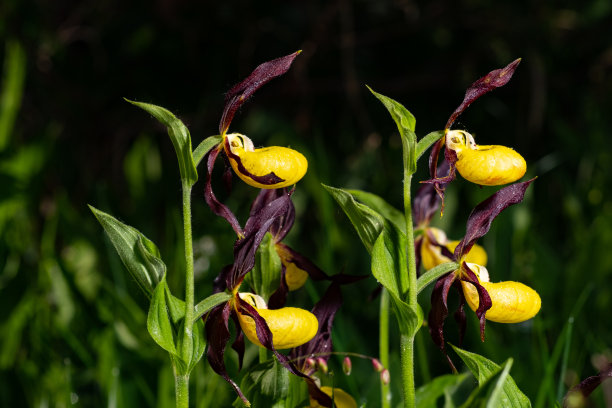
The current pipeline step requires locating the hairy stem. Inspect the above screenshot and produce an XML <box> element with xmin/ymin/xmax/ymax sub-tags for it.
<box><xmin>401</xmin><ymin>171</ymin><xmax>417</xmax><ymax>408</ymax></box>
<box><xmin>175</xmin><ymin>372</ymin><xmax>189</xmax><ymax>408</ymax></box>
<box><xmin>379</xmin><ymin>288</ymin><xmax>391</xmax><ymax>408</ymax></box>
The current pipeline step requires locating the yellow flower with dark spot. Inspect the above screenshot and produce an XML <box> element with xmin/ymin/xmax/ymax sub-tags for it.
<box><xmin>275</xmin><ymin>242</ymin><xmax>309</xmax><ymax>291</ymax></box>
<box><xmin>446</xmin><ymin>130</ymin><xmax>526</xmax><ymax>186</ymax></box>
<box><xmin>236</xmin><ymin>293</ymin><xmax>318</xmax><ymax>349</ymax></box>
<box><xmin>225</xmin><ymin>133</ymin><xmax>308</xmax><ymax>189</ymax></box>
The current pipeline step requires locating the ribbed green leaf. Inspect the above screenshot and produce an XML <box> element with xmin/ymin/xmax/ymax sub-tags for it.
<box><xmin>452</xmin><ymin>345</ymin><xmax>532</xmax><ymax>408</ymax></box>
<box><xmin>126</xmin><ymin>99</ymin><xmax>198</xmax><ymax>185</ymax></box>
<box><xmin>193</xmin><ymin>134</ymin><xmax>223</xmax><ymax>168</ymax></box>
<box><xmin>347</xmin><ymin>189</ymin><xmax>405</xmax><ymax>234</ymax></box>
<box><xmin>193</xmin><ymin>292</ymin><xmax>231</xmax><ymax>322</ymax></box>
<box><xmin>416</xmin><ymin>130</ymin><xmax>444</xmax><ymax>160</ymax></box>
<box><xmin>89</xmin><ymin>205</ymin><xmax>165</xmax><ymax>298</ymax></box>
<box><xmin>417</xmin><ymin>262</ymin><xmax>460</xmax><ymax>294</ymax></box>
<box><xmin>368</xmin><ymin>86</ymin><xmax>417</xmax><ymax>174</ymax></box>
<box><xmin>147</xmin><ymin>278</ymin><xmax>177</xmax><ymax>355</ymax></box>
<box><xmin>323</xmin><ymin>184</ymin><xmax>385</xmax><ymax>254</ymax></box>
<box><xmin>416</xmin><ymin>373</ymin><xmax>469</xmax><ymax>408</ymax></box>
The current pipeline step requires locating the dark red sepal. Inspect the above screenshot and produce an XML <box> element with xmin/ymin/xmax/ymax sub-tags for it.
<box><xmin>445</xmin><ymin>58</ymin><xmax>521</xmax><ymax>130</ymax></box>
<box><xmin>229</xmin><ymin>312</ymin><xmax>245</xmax><ymax>371</ymax></box>
<box><xmin>413</xmin><ymin>160</ymin><xmax>447</xmax><ymax>225</ymax></box>
<box><xmin>227</xmin><ymin>192</ymin><xmax>293</xmax><ymax>290</ymax></box>
<box><xmin>224</xmin><ymin>137</ymin><xmax>285</xmax><ymax>186</ymax></box>
<box><xmin>460</xmin><ymin>262</ymin><xmax>492</xmax><ymax>341</ymax></box>
<box><xmin>268</xmin><ymin>263</ymin><xmax>289</xmax><ymax>310</ymax></box>
<box><xmin>219</xmin><ymin>51</ymin><xmax>301</xmax><ymax>134</ymax></box>
<box><xmin>428</xmin><ymin>272</ymin><xmax>459</xmax><ymax>372</ymax></box>
<box><xmin>423</xmin><ymin>149</ymin><xmax>456</xmax><ymax>213</ymax></box>
<box><xmin>204</xmin><ymin>146</ymin><xmax>244</xmax><ymax>236</ymax></box>
<box><xmin>564</xmin><ymin>363</ymin><xmax>612</xmax><ymax>407</ymax></box>
<box><xmin>453</xmin><ymin>284</ymin><xmax>467</xmax><ymax>346</ymax></box>
<box><xmin>251</xmin><ymin>188</ymin><xmax>295</xmax><ymax>242</ymax></box>
<box><xmin>204</xmin><ymin>303</ymin><xmax>249</xmax><ymax>405</ymax></box>
<box><xmin>454</xmin><ymin>178</ymin><xmax>535</xmax><ymax>260</ymax></box>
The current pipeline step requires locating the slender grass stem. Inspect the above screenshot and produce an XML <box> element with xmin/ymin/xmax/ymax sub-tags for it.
<box><xmin>379</xmin><ymin>288</ymin><xmax>391</xmax><ymax>408</ymax></box>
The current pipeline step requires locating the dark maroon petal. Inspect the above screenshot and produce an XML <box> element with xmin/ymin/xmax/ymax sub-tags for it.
<box><xmin>307</xmin><ymin>382</ymin><xmax>334</xmax><ymax>407</ymax></box>
<box><xmin>268</xmin><ymin>263</ymin><xmax>289</xmax><ymax>309</ymax></box>
<box><xmin>224</xmin><ymin>137</ymin><xmax>285</xmax><ymax>186</ymax></box>
<box><xmin>423</xmin><ymin>145</ymin><xmax>457</xmax><ymax>213</ymax></box>
<box><xmin>413</xmin><ymin>161</ymin><xmax>447</xmax><ymax>225</ymax></box>
<box><xmin>564</xmin><ymin>363</ymin><xmax>612</xmax><ymax>406</ymax></box>
<box><xmin>229</xmin><ymin>312</ymin><xmax>245</xmax><ymax>371</ymax></box>
<box><xmin>453</xmin><ymin>281</ymin><xmax>467</xmax><ymax>346</ymax></box>
<box><xmin>454</xmin><ymin>179</ymin><xmax>535</xmax><ymax>260</ymax></box>
<box><xmin>428</xmin><ymin>272</ymin><xmax>458</xmax><ymax>371</ymax></box>
<box><xmin>414</xmin><ymin>236</ymin><xmax>423</xmax><ymax>274</ymax></box>
<box><xmin>445</xmin><ymin>58</ymin><xmax>521</xmax><ymax>130</ymax></box>
<box><xmin>277</xmin><ymin>243</ymin><xmax>329</xmax><ymax>281</ymax></box>
<box><xmin>250</xmin><ymin>188</ymin><xmax>295</xmax><ymax>241</ymax></box>
<box><xmin>205</xmin><ymin>303</ymin><xmax>249</xmax><ymax>405</ymax></box>
<box><xmin>290</xmin><ymin>282</ymin><xmax>343</xmax><ymax>367</ymax></box>
<box><xmin>204</xmin><ymin>146</ymin><xmax>244</xmax><ymax>236</ymax></box>
<box><xmin>461</xmin><ymin>263</ymin><xmax>492</xmax><ymax>341</ymax></box>
<box><xmin>219</xmin><ymin>51</ymin><xmax>301</xmax><ymax>134</ymax></box>
<box><xmin>228</xmin><ymin>192</ymin><xmax>293</xmax><ymax>289</ymax></box>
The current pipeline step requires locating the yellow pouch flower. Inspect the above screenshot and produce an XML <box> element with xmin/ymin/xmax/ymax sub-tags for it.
<box><xmin>446</xmin><ymin>130</ymin><xmax>526</xmax><ymax>186</ymax></box>
<box><xmin>225</xmin><ymin>133</ymin><xmax>308</xmax><ymax>189</ymax></box>
<box><xmin>460</xmin><ymin>263</ymin><xmax>541</xmax><ymax>323</ymax></box>
<box><xmin>275</xmin><ymin>243</ymin><xmax>309</xmax><ymax>291</ymax></box>
<box><xmin>236</xmin><ymin>293</ymin><xmax>318</xmax><ymax>349</ymax></box>
<box><xmin>310</xmin><ymin>387</ymin><xmax>357</xmax><ymax>408</ymax></box>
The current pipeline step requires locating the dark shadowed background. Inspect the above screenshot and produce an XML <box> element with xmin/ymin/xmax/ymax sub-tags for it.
<box><xmin>1</xmin><ymin>0</ymin><xmax>611</xmax><ymax>406</ymax></box>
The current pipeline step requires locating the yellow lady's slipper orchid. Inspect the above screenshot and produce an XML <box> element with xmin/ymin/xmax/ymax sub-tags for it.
<box><xmin>446</xmin><ymin>130</ymin><xmax>526</xmax><ymax>186</ymax></box>
<box><xmin>310</xmin><ymin>387</ymin><xmax>357</xmax><ymax>408</ymax></box>
<box><xmin>460</xmin><ymin>263</ymin><xmax>541</xmax><ymax>323</ymax></box>
<box><xmin>275</xmin><ymin>243</ymin><xmax>309</xmax><ymax>291</ymax></box>
<box><xmin>421</xmin><ymin>227</ymin><xmax>487</xmax><ymax>271</ymax></box>
<box><xmin>225</xmin><ymin>133</ymin><xmax>308</xmax><ymax>189</ymax></box>
<box><xmin>236</xmin><ymin>293</ymin><xmax>318</xmax><ymax>349</ymax></box>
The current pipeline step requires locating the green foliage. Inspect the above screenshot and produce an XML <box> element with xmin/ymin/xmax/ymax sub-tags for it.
<box><xmin>125</xmin><ymin>100</ymin><xmax>198</xmax><ymax>185</ymax></box>
<box><xmin>451</xmin><ymin>345</ymin><xmax>532</xmax><ymax>407</ymax></box>
<box><xmin>415</xmin><ymin>372</ymin><xmax>469</xmax><ymax>407</ymax></box>
<box><xmin>0</xmin><ymin>40</ymin><xmax>25</xmax><ymax>151</ymax></box>
<box><xmin>245</xmin><ymin>232</ymin><xmax>282</xmax><ymax>302</ymax></box>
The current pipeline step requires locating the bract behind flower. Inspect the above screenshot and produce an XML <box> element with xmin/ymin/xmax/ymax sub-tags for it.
<box><xmin>460</xmin><ymin>263</ymin><xmax>541</xmax><ymax>323</ymax></box>
<box><xmin>225</xmin><ymin>133</ymin><xmax>308</xmax><ymax>189</ymax></box>
<box><xmin>236</xmin><ymin>292</ymin><xmax>318</xmax><ymax>349</ymax></box>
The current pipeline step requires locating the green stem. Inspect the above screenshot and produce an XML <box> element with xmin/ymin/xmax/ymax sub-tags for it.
<box><xmin>401</xmin><ymin>171</ymin><xmax>417</xmax><ymax>408</ymax></box>
<box><xmin>179</xmin><ymin>182</ymin><xmax>195</xmax><ymax>407</ymax></box>
<box><xmin>379</xmin><ymin>288</ymin><xmax>391</xmax><ymax>408</ymax></box>
<box><xmin>175</xmin><ymin>372</ymin><xmax>190</xmax><ymax>408</ymax></box>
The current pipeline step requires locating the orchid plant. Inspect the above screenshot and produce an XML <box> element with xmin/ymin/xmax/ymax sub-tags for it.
<box><xmin>90</xmin><ymin>53</ymin><xmax>546</xmax><ymax>407</ymax></box>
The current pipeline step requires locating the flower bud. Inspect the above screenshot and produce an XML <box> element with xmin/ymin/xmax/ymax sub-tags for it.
<box><xmin>236</xmin><ymin>292</ymin><xmax>318</xmax><ymax>349</ymax></box>
<box><xmin>342</xmin><ymin>356</ymin><xmax>352</xmax><ymax>376</ymax></box>
<box><xmin>446</xmin><ymin>130</ymin><xmax>526</xmax><ymax>186</ymax></box>
<box><xmin>316</xmin><ymin>357</ymin><xmax>328</xmax><ymax>374</ymax></box>
<box><xmin>310</xmin><ymin>387</ymin><xmax>357</xmax><ymax>408</ymax></box>
<box><xmin>460</xmin><ymin>263</ymin><xmax>541</xmax><ymax>323</ymax></box>
<box><xmin>225</xmin><ymin>133</ymin><xmax>308</xmax><ymax>189</ymax></box>
<box><xmin>372</xmin><ymin>358</ymin><xmax>384</xmax><ymax>373</ymax></box>
<box><xmin>305</xmin><ymin>357</ymin><xmax>316</xmax><ymax>371</ymax></box>
<box><xmin>380</xmin><ymin>369</ymin><xmax>391</xmax><ymax>385</ymax></box>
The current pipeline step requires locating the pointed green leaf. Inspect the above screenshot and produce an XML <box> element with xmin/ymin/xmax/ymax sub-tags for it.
<box><xmin>368</xmin><ymin>86</ymin><xmax>417</xmax><ymax>174</ymax></box>
<box><xmin>459</xmin><ymin>359</ymin><xmax>514</xmax><ymax>408</ymax></box>
<box><xmin>417</xmin><ymin>262</ymin><xmax>460</xmax><ymax>294</ymax></box>
<box><xmin>451</xmin><ymin>345</ymin><xmax>531</xmax><ymax>408</ymax></box>
<box><xmin>416</xmin><ymin>130</ymin><xmax>445</xmax><ymax>160</ymax></box>
<box><xmin>245</xmin><ymin>232</ymin><xmax>282</xmax><ymax>302</ymax></box>
<box><xmin>372</xmin><ymin>225</ymin><xmax>423</xmax><ymax>336</ymax></box>
<box><xmin>147</xmin><ymin>278</ymin><xmax>177</xmax><ymax>355</ymax></box>
<box><xmin>416</xmin><ymin>373</ymin><xmax>469</xmax><ymax>408</ymax></box>
<box><xmin>89</xmin><ymin>205</ymin><xmax>165</xmax><ymax>298</ymax></box>
<box><xmin>323</xmin><ymin>184</ymin><xmax>385</xmax><ymax>254</ymax></box>
<box><xmin>193</xmin><ymin>135</ymin><xmax>223</xmax><ymax>168</ymax></box>
<box><xmin>347</xmin><ymin>189</ymin><xmax>406</xmax><ymax>234</ymax></box>
<box><xmin>193</xmin><ymin>292</ymin><xmax>232</xmax><ymax>322</ymax></box>
<box><xmin>126</xmin><ymin>99</ymin><xmax>198</xmax><ymax>185</ymax></box>
<box><xmin>233</xmin><ymin>359</ymin><xmax>290</xmax><ymax>407</ymax></box>
<box><xmin>173</xmin><ymin>318</ymin><xmax>207</xmax><ymax>375</ymax></box>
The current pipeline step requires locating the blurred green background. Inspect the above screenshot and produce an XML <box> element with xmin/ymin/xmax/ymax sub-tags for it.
<box><xmin>1</xmin><ymin>0</ymin><xmax>611</xmax><ymax>406</ymax></box>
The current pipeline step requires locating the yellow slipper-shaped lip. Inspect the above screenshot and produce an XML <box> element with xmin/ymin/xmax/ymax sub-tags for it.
<box><xmin>236</xmin><ymin>293</ymin><xmax>318</xmax><ymax>349</ymax></box>
<box><xmin>460</xmin><ymin>263</ymin><xmax>541</xmax><ymax>323</ymax></box>
<box><xmin>310</xmin><ymin>387</ymin><xmax>357</xmax><ymax>408</ymax></box>
<box><xmin>225</xmin><ymin>133</ymin><xmax>308</xmax><ymax>189</ymax></box>
<box><xmin>446</xmin><ymin>130</ymin><xmax>526</xmax><ymax>186</ymax></box>
<box><xmin>421</xmin><ymin>227</ymin><xmax>487</xmax><ymax>271</ymax></box>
